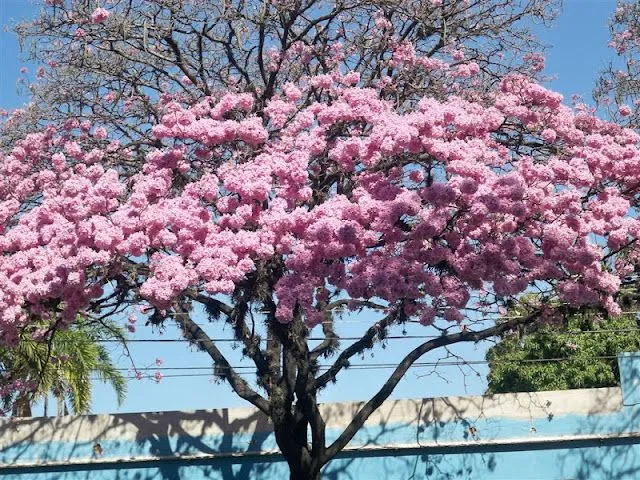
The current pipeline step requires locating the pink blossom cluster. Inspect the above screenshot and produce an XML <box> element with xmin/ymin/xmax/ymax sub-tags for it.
<box><xmin>523</xmin><ymin>52</ymin><xmax>546</xmax><ymax>73</ymax></box>
<box><xmin>1</xmin><ymin>73</ymin><xmax>640</xmax><ymax>343</ymax></box>
<box><xmin>0</xmin><ymin>378</ymin><xmax>35</xmax><ymax>415</ymax></box>
<box><xmin>91</xmin><ymin>7</ymin><xmax>110</xmax><ymax>24</ymax></box>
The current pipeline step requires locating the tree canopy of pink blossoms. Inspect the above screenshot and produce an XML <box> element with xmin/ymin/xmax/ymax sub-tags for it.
<box><xmin>2</xmin><ymin>73</ymin><xmax>638</xmax><ymax>341</ymax></box>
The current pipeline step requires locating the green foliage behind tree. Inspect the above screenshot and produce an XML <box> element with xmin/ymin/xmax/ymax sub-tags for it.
<box><xmin>486</xmin><ymin>311</ymin><xmax>640</xmax><ymax>394</ymax></box>
<box><xmin>0</xmin><ymin>319</ymin><xmax>127</xmax><ymax>417</ymax></box>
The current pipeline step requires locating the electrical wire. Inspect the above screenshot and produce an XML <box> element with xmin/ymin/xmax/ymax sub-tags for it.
<box><xmin>113</xmin><ymin>310</ymin><xmax>640</xmax><ymax>329</ymax></box>
<box><xmin>93</xmin><ymin>327</ymin><xmax>640</xmax><ymax>345</ymax></box>
<box><xmin>97</xmin><ymin>354</ymin><xmax>638</xmax><ymax>382</ymax></box>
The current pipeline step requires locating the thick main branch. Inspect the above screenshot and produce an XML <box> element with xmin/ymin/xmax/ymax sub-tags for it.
<box><xmin>313</xmin><ymin>309</ymin><xmax>401</xmax><ymax>391</ymax></box>
<box><xmin>173</xmin><ymin>305</ymin><xmax>269</xmax><ymax>414</ymax></box>
<box><xmin>322</xmin><ymin>312</ymin><xmax>539</xmax><ymax>461</ymax></box>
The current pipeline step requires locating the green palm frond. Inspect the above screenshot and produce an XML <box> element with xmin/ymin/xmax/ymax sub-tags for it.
<box><xmin>0</xmin><ymin>317</ymin><xmax>128</xmax><ymax>416</ymax></box>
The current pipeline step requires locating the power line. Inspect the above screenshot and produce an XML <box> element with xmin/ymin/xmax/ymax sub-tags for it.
<box><xmin>106</xmin><ymin>309</ymin><xmax>640</xmax><ymax>331</ymax></box>
<box><xmin>97</xmin><ymin>335</ymin><xmax>446</xmax><ymax>343</ymax></box>
<box><xmin>95</xmin><ymin>327</ymin><xmax>640</xmax><ymax>345</ymax></box>
<box><xmin>101</xmin><ymin>354</ymin><xmax>637</xmax><ymax>380</ymax></box>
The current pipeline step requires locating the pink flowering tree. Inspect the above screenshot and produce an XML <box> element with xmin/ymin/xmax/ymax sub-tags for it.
<box><xmin>4</xmin><ymin>1</ymin><xmax>640</xmax><ymax>479</ymax></box>
<box><xmin>595</xmin><ymin>0</ymin><xmax>640</xmax><ymax>127</ymax></box>
<box><xmin>3</xmin><ymin>71</ymin><xmax>640</xmax><ymax>477</ymax></box>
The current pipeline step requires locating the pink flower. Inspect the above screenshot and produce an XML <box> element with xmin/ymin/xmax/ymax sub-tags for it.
<box><xmin>342</xmin><ymin>72</ymin><xmax>361</xmax><ymax>86</ymax></box>
<box><xmin>541</xmin><ymin>128</ymin><xmax>557</xmax><ymax>143</ymax></box>
<box><xmin>31</xmin><ymin>329</ymin><xmax>49</xmax><ymax>341</ymax></box>
<box><xmin>283</xmin><ymin>83</ymin><xmax>302</xmax><ymax>102</ymax></box>
<box><xmin>452</xmin><ymin>50</ymin><xmax>465</xmax><ymax>61</ymax></box>
<box><xmin>93</xmin><ymin>126</ymin><xmax>108</xmax><ymax>139</ymax></box>
<box><xmin>91</xmin><ymin>7</ymin><xmax>110</xmax><ymax>24</ymax></box>
<box><xmin>419</xmin><ymin>308</ymin><xmax>437</xmax><ymax>326</ymax></box>
<box><xmin>619</xmin><ymin>104</ymin><xmax>632</xmax><ymax>117</ymax></box>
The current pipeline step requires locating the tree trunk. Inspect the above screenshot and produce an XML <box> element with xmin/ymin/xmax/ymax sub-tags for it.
<box><xmin>12</xmin><ymin>394</ymin><xmax>32</xmax><ymax>417</ymax></box>
<box><xmin>274</xmin><ymin>423</ymin><xmax>322</xmax><ymax>480</ymax></box>
<box><xmin>285</xmin><ymin>451</ymin><xmax>321</xmax><ymax>480</ymax></box>
<box><xmin>289</xmin><ymin>467</ymin><xmax>321</xmax><ymax>480</ymax></box>
<box><xmin>56</xmin><ymin>392</ymin><xmax>64</xmax><ymax>417</ymax></box>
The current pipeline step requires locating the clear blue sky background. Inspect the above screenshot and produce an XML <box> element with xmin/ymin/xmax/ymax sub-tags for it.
<box><xmin>0</xmin><ymin>0</ymin><xmax>622</xmax><ymax>414</ymax></box>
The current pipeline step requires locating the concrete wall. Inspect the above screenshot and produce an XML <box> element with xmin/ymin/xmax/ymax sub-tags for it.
<box><xmin>1</xmin><ymin>356</ymin><xmax>640</xmax><ymax>479</ymax></box>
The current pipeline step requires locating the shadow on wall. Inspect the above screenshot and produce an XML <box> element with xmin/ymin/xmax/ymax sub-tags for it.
<box><xmin>0</xmin><ymin>408</ymin><xmax>287</xmax><ymax>480</ymax></box>
<box><xmin>2</xmin><ymin>376</ymin><xmax>640</xmax><ymax>479</ymax></box>
<box><xmin>321</xmin><ymin>386</ymin><xmax>640</xmax><ymax>480</ymax></box>
<box><xmin>557</xmin><ymin>355</ymin><xmax>640</xmax><ymax>480</ymax></box>
<box><xmin>320</xmin><ymin>394</ymin><xmax>504</xmax><ymax>480</ymax></box>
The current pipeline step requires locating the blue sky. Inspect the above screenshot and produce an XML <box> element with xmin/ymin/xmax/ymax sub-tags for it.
<box><xmin>0</xmin><ymin>0</ymin><xmax>623</xmax><ymax>414</ymax></box>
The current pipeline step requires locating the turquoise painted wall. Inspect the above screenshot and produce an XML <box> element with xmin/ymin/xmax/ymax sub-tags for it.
<box><xmin>2</xmin><ymin>354</ymin><xmax>640</xmax><ymax>479</ymax></box>
<box><xmin>3</xmin><ymin>439</ymin><xmax>640</xmax><ymax>479</ymax></box>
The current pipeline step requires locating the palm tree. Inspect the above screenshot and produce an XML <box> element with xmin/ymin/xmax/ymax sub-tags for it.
<box><xmin>1</xmin><ymin>319</ymin><xmax>127</xmax><ymax>417</ymax></box>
